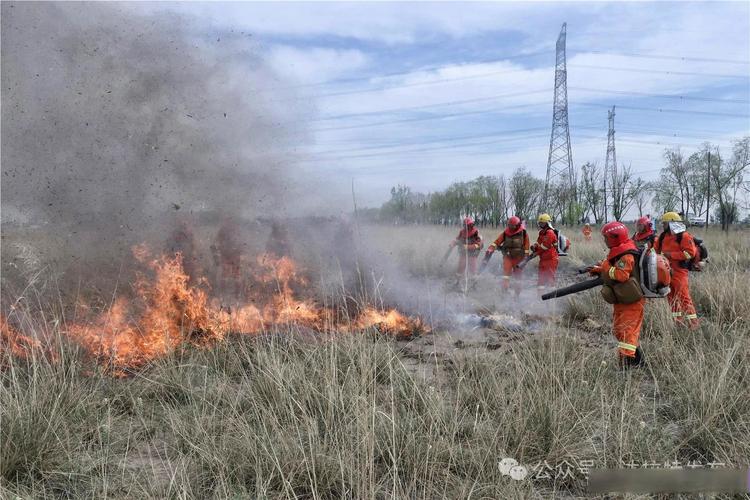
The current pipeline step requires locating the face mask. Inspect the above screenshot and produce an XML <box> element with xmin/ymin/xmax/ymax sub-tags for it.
<box><xmin>669</xmin><ymin>221</ymin><xmax>686</xmax><ymax>234</ymax></box>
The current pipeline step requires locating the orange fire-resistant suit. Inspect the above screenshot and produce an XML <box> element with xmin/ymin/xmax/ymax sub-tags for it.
<box><xmin>452</xmin><ymin>226</ymin><xmax>483</xmax><ymax>275</ymax></box>
<box><xmin>591</xmin><ymin>241</ymin><xmax>644</xmax><ymax>359</ymax></box>
<box><xmin>654</xmin><ymin>230</ymin><xmax>699</xmax><ymax>327</ymax></box>
<box><xmin>487</xmin><ymin>227</ymin><xmax>530</xmax><ymax>294</ymax></box>
<box><xmin>534</xmin><ymin>227</ymin><xmax>558</xmax><ymax>291</ymax></box>
<box><xmin>582</xmin><ymin>225</ymin><xmax>593</xmax><ymax>241</ymax></box>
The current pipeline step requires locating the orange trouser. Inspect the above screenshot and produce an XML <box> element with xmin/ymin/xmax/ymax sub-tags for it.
<box><xmin>537</xmin><ymin>257</ymin><xmax>558</xmax><ymax>290</ymax></box>
<box><xmin>502</xmin><ymin>255</ymin><xmax>524</xmax><ymax>293</ymax></box>
<box><xmin>457</xmin><ymin>254</ymin><xmax>478</xmax><ymax>275</ymax></box>
<box><xmin>667</xmin><ymin>267</ymin><xmax>698</xmax><ymax>326</ymax></box>
<box><xmin>613</xmin><ymin>298</ymin><xmax>645</xmax><ymax>358</ymax></box>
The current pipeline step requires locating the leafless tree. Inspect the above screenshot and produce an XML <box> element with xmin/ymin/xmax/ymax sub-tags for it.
<box><xmin>712</xmin><ymin>137</ymin><xmax>749</xmax><ymax>231</ymax></box>
<box><xmin>632</xmin><ymin>179</ymin><xmax>651</xmax><ymax>218</ymax></box>
<box><xmin>611</xmin><ymin>164</ymin><xmax>638</xmax><ymax>221</ymax></box>
<box><xmin>579</xmin><ymin>161</ymin><xmax>604</xmax><ymax>223</ymax></box>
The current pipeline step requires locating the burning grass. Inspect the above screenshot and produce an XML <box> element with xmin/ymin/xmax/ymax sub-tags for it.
<box><xmin>2</xmin><ymin>244</ymin><xmax>428</xmax><ymax>376</ymax></box>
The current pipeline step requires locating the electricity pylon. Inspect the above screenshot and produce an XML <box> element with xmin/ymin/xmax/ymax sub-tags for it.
<box><xmin>544</xmin><ymin>23</ymin><xmax>576</xmax><ymax>221</ymax></box>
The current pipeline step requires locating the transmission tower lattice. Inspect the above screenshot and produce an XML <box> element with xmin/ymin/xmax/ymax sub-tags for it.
<box><xmin>544</xmin><ymin>23</ymin><xmax>575</xmax><ymax>210</ymax></box>
<box><xmin>604</xmin><ymin>106</ymin><xmax>617</xmax><ymax>221</ymax></box>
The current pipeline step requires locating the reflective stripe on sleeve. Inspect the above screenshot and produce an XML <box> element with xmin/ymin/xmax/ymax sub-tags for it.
<box><xmin>608</xmin><ymin>266</ymin><xmax>617</xmax><ymax>279</ymax></box>
<box><xmin>672</xmin><ymin>311</ymin><xmax>683</xmax><ymax>318</ymax></box>
<box><xmin>540</xmin><ymin>244</ymin><xmax>549</xmax><ymax>250</ymax></box>
<box><xmin>686</xmin><ymin>313</ymin><xmax>698</xmax><ymax>320</ymax></box>
<box><xmin>683</xmin><ymin>251</ymin><xmax>692</xmax><ymax>260</ymax></box>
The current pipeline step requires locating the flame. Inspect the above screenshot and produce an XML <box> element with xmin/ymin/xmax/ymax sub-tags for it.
<box><xmin>1</xmin><ymin>243</ymin><xmax>429</xmax><ymax>375</ymax></box>
<box><xmin>67</xmin><ymin>251</ymin><xmax>227</xmax><ymax>373</ymax></box>
<box><xmin>353</xmin><ymin>307</ymin><xmax>427</xmax><ymax>338</ymax></box>
<box><xmin>1</xmin><ymin>315</ymin><xmax>42</xmax><ymax>360</ymax></box>
<box><xmin>1</xmin><ymin>315</ymin><xmax>58</xmax><ymax>363</ymax></box>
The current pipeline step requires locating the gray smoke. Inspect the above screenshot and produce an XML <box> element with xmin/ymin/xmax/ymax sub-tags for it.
<box><xmin>1</xmin><ymin>2</ymin><xmax>311</xmax><ymax>264</ymax></box>
<box><xmin>0</xmin><ymin>2</ymin><xmax>504</xmax><ymax>323</ymax></box>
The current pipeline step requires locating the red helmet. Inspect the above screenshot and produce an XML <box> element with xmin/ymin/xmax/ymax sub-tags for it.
<box><xmin>463</xmin><ymin>217</ymin><xmax>474</xmax><ymax>227</ymax></box>
<box><xmin>637</xmin><ymin>216</ymin><xmax>650</xmax><ymax>227</ymax></box>
<box><xmin>601</xmin><ymin>221</ymin><xmax>629</xmax><ymax>248</ymax></box>
<box><xmin>507</xmin><ymin>216</ymin><xmax>521</xmax><ymax>227</ymax></box>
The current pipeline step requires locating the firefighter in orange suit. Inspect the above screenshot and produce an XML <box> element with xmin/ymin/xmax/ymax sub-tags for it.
<box><xmin>632</xmin><ymin>216</ymin><xmax>655</xmax><ymax>250</ymax></box>
<box><xmin>531</xmin><ymin>213</ymin><xmax>558</xmax><ymax>292</ymax></box>
<box><xmin>653</xmin><ymin>212</ymin><xmax>699</xmax><ymax>328</ymax></box>
<box><xmin>582</xmin><ymin>223</ymin><xmax>593</xmax><ymax>241</ymax></box>
<box><xmin>588</xmin><ymin>221</ymin><xmax>645</xmax><ymax>368</ymax></box>
<box><xmin>484</xmin><ymin>216</ymin><xmax>530</xmax><ymax>295</ymax></box>
<box><xmin>449</xmin><ymin>217</ymin><xmax>483</xmax><ymax>276</ymax></box>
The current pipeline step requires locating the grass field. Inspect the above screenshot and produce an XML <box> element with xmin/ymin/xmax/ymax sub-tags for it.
<box><xmin>2</xmin><ymin>224</ymin><xmax>749</xmax><ymax>498</ymax></box>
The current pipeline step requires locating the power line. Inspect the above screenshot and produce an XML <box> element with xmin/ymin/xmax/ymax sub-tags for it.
<box><xmin>569</xmin><ymin>64</ymin><xmax>750</xmax><ymax>80</ymax></box>
<box><xmin>313</xmin><ymin>101</ymin><xmax>549</xmax><ymax>132</ymax></box>
<box><xmin>311</xmin><ymin>86</ymin><xmax>746</xmax><ymax>125</ymax></box>
<box><xmin>571</xmin><ymin>50</ymin><xmax>750</xmax><ymax>66</ymax></box>
<box><xmin>617</xmin><ymin>121</ymin><xmax>750</xmax><ymax>136</ymax></box>
<box><xmin>311</xmin><ymin>126</ymin><xmax>556</xmax><ymax>155</ymax></box>
<box><xmin>575</xmin><ymin>124</ymin><xmax>738</xmax><ymax>141</ymax></box>
<box><xmin>313</xmin><ymin>100</ymin><xmax>748</xmax><ymax>133</ymax></box>
<box><xmin>302</xmin><ymin>133</ymin><xmax>554</xmax><ymax>161</ymax></box>
<box><xmin>575</xmin><ymin>102</ymin><xmax>750</xmax><ymax>118</ymax></box>
<box><xmin>569</xmin><ymin>86</ymin><xmax>750</xmax><ymax>104</ymax></box>
<box><xmin>298</xmin><ymin>131</ymin><xmax>730</xmax><ymax>164</ymax></box>
<box><xmin>314</xmin><ymin>88</ymin><xmax>550</xmax><ymax>121</ymax></box>
<box><xmin>311</xmin><ymin>119</ymin><xmax>739</xmax><ymax>155</ymax></box>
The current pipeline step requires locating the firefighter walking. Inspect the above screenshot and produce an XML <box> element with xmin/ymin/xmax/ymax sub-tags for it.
<box><xmin>632</xmin><ymin>216</ymin><xmax>655</xmax><ymax>250</ymax></box>
<box><xmin>588</xmin><ymin>222</ymin><xmax>645</xmax><ymax>369</ymax></box>
<box><xmin>653</xmin><ymin>212</ymin><xmax>699</xmax><ymax>328</ymax></box>
<box><xmin>448</xmin><ymin>217</ymin><xmax>483</xmax><ymax>279</ymax></box>
<box><xmin>532</xmin><ymin>213</ymin><xmax>559</xmax><ymax>293</ymax></box>
<box><xmin>483</xmin><ymin>216</ymin><xmax>530</xmax><ymax>296</ymax></box>
<box><xmin>582</xmin><ymin>223</ymin><xmax>593</xmax><ymax>241</ymax></box>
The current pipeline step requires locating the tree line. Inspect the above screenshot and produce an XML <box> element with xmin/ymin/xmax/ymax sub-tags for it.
<box><xmin>363</xmin><ymin>137</ymin><xmax>749</xmax><ymax>230</ymax></box>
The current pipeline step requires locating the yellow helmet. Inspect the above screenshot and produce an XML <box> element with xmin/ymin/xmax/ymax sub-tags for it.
<box><xmin>661</xmin><ymin>211</ymin><xmax>682</xmax><ymax>222</ymax></box>
<box><xmin>537</xmin><ymin>213</ymin><xmax>552</xmax><ymax>223</ymax></box>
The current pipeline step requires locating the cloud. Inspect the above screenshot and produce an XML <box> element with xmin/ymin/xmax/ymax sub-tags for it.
<box><xmin>126</xmin><ymin>1</ymin><xmax>749</xmax><ymax>209</ymax></box>
<box><xmin>266</xmin><ymin>45</ymin><xmax>369</xmax><ymax>85</ymax></box>
<box><xmin>135</xmin><ymin>2</ymin><xmax>570</xmax><ymax>46</ymax></box>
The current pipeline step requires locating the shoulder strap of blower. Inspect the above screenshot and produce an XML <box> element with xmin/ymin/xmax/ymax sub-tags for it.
<box><xmin>657</xmin><ymin>230</ymin><xmax>680</xmax><ymax>249</ymax></box>
<box><xmin>608</xmin><ymin>248</ymin><xmax>641</xmax><ymax>266</ymax></box>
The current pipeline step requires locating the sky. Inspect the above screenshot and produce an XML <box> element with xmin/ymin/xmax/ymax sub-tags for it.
<box><xmin>136</xmin><ymin>1</ymin><xmax>750</xmax><ymax>207</ymax></box>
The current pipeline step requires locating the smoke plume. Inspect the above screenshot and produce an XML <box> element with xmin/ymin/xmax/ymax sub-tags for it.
<box><xmin>1</xmin><ymin>2</ymin><xmax>310</xmax><ymax>262</ymax></box>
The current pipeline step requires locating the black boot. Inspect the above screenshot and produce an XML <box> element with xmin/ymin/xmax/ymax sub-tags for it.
<box><xmin>619</xmin><ymin>349</ymin><xmax>644</xmax><ymax>371</ymax></box>
<box><xmin>634</xmin><ymin>346</ymin><xmax>645</xmax><ymax>367</ymax></box>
